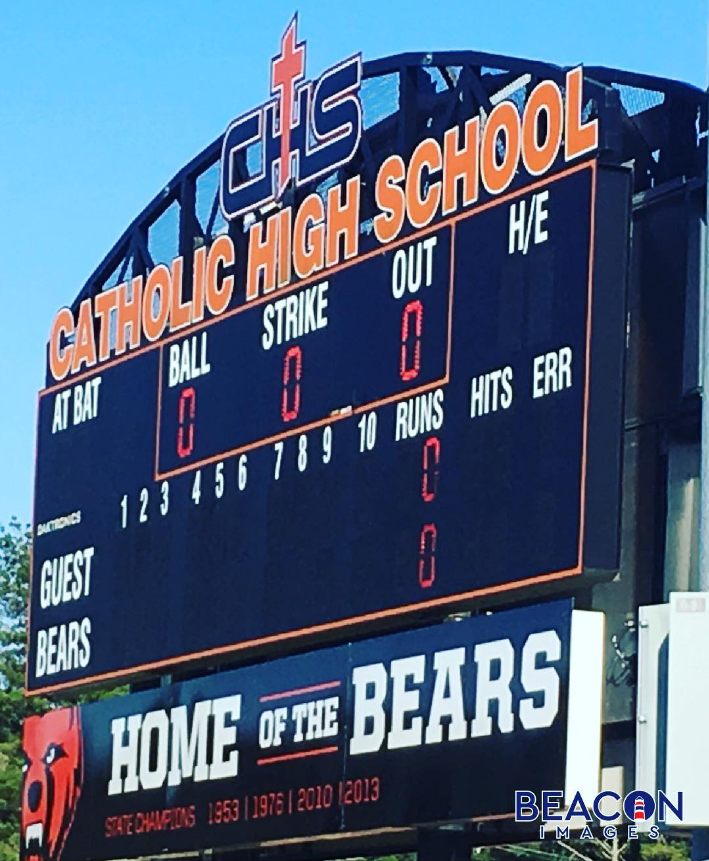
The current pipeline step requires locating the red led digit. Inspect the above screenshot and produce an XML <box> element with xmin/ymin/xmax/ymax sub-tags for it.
<box><xmin>418</xmin><ymin>523</ymin><xmax>437</xmax><ymax>588</ymax></box>
<box><xmin>282</xmin><ymin>345</ymin><xmax>302</xmax><ymax>422</ymax></box>
<box><xmin>177</xmin><ymin>386</ymin><xmax>196</xmax><ymax>458</ymax></box>
<box><xmin>400</xmin><ymin>299</ymin><xmax>423</xmax><ymax>381</ymax></box>
<box><xmin>422</xmin><ymin>436</ymin><xmax>441</xmax><ymax>502</ymax></box>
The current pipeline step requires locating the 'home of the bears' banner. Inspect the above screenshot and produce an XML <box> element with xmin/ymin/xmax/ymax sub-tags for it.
<box><xmin>21</xmin><ymin>603</ymin><xmax>603</xmax><ymax>861</ymax></box>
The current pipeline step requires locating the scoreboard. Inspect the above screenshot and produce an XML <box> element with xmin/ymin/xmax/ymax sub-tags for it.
<box><xmin>28</xmin><ymin>157</ymin><xmax>628</xmax><ymax>694</ymax></box>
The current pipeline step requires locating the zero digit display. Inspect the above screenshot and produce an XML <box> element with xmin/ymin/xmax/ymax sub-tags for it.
<box><xmin>156</xmin><ymin>224</ymin><xmax>452</xmax><ymax>476</ymax></box>
<box><xmin>29</xmin><ymin>160</ymin><xmax>628</xmax><ymax>694</ymax></box>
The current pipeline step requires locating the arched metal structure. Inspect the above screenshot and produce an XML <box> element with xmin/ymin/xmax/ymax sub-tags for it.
<box><xmin>68</xmin><ymin>52</ymin><xmax>706</xmax><ymax>321</ymax></box>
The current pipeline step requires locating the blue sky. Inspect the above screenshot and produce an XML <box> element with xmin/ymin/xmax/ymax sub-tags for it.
<box><xmin>0</xmin><ymin>0</ymin><xmax>706</xmax><ymax>527</ymax></box>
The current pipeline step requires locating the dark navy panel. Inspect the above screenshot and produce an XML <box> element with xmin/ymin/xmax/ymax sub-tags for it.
<box><xmin>28</xmin><ymin>166</ymin><xmax>602</xmax><ymax>692</ymax></box>
<box><xmin>23</xmin><ymin>603</ymin><xmax>573</xmax><ymax>861</ymax></box>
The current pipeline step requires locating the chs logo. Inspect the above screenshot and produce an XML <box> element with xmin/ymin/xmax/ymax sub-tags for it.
<box><xmin>220</xmin><ymin>15</ymin><xmax>362</xmax><ymax>220</ymax></box>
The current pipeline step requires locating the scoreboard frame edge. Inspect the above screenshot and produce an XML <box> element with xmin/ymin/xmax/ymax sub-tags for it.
<box><xmin>27</xmin><ymin>158</ymin><xmax>621</xmax><ymax>697</ymax></box>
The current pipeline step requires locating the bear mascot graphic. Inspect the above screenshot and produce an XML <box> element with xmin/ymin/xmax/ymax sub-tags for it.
<box><xmin>21</xmin><ymin>707</ymin><xmax>83</xmax><ymax>861</ymax></box>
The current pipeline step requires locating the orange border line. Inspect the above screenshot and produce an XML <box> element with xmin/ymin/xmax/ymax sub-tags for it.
<box><xmin>446</xmin><ymin>221</ymin><xmax>456</xmax><ymax>380</ymax></box>
<box><xmin>25</xmin><ymin>392</ymin><xmax>41</xmax><ymax>693</ymax></box>
<box><xmin>575</xmin><ymin>158</ymin><xmax>596</xmax><ymax>573</ymax></box>
<box><xmin>154</xmin><ymin>345</ymin><xmax>163</xmax><ymax>480</ymax></box>
<box><xmin>38</xmin><ymin>159</ymin><xmax>594</xmax><ymax>399</ymax></box>
<box><xmin>152</xmin><ymin>227</ymin><xmax>456</xmax><ymax>480</ymax></box>
<box><xmin>260</xmin><ymin>680</ymin><xmax>341</xmax><ymax>702</ymax></box>
<box><xmin>154</xmin><ymin>376</ymin><xmax>450</xmax><ymax>481</ymax></box>
<box><xmin>27</xmin><ymin>564</ymin><xmax>581</xmax><ymax>696</ymax></box>
<box><xmin>27</xmin><ymin>160</ymin><xmax>595</xmax><ymax>697</ymax></box>
<box><xmin>256</xmin><ymin>746</ymin><xmax>339</xmax><ymax>766</ymax></box>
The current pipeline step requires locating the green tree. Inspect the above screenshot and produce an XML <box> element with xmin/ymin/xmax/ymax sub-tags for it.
<box><xmin>0</xmin><ymin>517</ymin><xmax>693</xmax><ymax>861</ymax></box>
<box><xmin>366</xmin><ymin>840</ymin><xmax>691</xmax><ymax>861</ymax></box>
<box><xmin>471</xmin><ymin>835</ymin><xmax>690</xmax><ymax>861</ymax></box>
<box><xmin>0</xmin><ymin>518</ymin><xmax>46</xmax><ymax>859</ymax></box>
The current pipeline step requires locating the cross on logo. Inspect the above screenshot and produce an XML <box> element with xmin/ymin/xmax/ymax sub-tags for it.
<box><xmin>271</xmin><ymin>17</ymin><xmax>305</xmax><ymax>197</ymax></box>
<box><xmin>220</xmin><ymin>17</ymin><xmax>362</xmax><ymax>220</ymax></box>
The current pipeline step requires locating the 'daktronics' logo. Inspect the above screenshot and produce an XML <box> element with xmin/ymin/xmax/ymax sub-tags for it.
<box><xmin>515</xmin><ymin>790</ymin><xmax>683</xmax><ymax>840</ymax></box>
<box><xmin>220</xmin><ymin>15</ymin><xmax>362</xmax><ymax>220</ymax></box>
